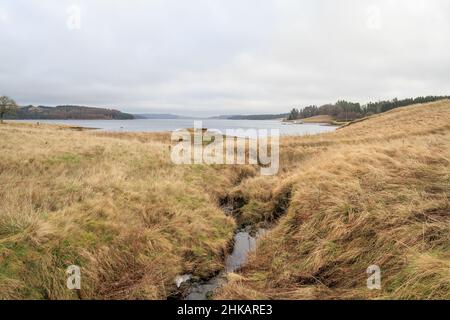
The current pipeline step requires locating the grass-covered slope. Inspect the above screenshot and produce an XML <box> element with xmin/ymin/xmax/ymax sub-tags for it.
<box><xmin>218</xmin><ymin>100</ymin><xmax>450</xmax><ymax>299</ymax></box>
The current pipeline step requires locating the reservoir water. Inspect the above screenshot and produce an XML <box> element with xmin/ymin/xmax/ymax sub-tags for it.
<box><xmin>11</xmin><ymin>119</ymin><xmax>337</xmax><ymax>136</ymax></box>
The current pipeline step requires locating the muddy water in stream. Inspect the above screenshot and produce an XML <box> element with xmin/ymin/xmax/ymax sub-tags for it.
<box><xmin>180</xmin><ymin>229</ymin><xmax>266</xmax><ymax>300</ymax></box>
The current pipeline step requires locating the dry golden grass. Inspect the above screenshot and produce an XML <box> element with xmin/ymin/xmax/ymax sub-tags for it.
<box><xmin>300</xmin><ymin>115</ymin><xmax>335</xmax><ymax>124</ymax></box>
<box><xmin>1</xmin><ymin>100</ymin><xmax>449</xmax><ymax>300</ymax></box>
<box><xmin>217</xmin><ymin>100</ymin><xmax>450</xmax><ymax>300</ymax></box>
<box><xmin>0</xmin><ymin>122</ymin><xmax>258</xmax><ymax>299</ymax></box>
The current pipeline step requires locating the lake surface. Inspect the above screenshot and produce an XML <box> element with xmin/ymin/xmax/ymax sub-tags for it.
<box><xmin>12</xmin><ymin>119</ymin><xmax>337</xmax><ymax>136</ymax></box>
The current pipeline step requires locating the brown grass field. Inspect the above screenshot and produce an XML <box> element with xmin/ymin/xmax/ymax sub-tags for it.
<box><xmin>0</xmin><ymin>100</ymin><xmax>449</xmax><ymax>299</ymax></box>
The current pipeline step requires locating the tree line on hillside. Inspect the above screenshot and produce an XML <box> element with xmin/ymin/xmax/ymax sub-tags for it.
<box><xmin>0</xmin><ymin>95</ymin><xmax>134</xmax><ymax>120</ymax></box>
<box><xmin>10</xmin><ymin>105</ymin><xmax>135</xmax><ymax>120</ymax></box>
<box><xmin>287</xmin><ymin>96</ymin><xmax>450</xmax><ymax>121</ymax></box>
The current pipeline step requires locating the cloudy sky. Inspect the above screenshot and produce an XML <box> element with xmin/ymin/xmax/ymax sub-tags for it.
<box><xmin>0</xmin><ymin>0</ymin><xmax>449</xmax><ymax>116</ymax></box>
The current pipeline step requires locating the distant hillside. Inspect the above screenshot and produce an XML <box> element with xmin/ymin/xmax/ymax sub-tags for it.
<box><xmin>133</xmin><ymin>113</ymin><xmax>183</xmax><ymax>119</ymax></box>
<box><xmin>212</xmin><ymin>113</ymin><xmax>289</xmax><ymax>120</ymax></box>
<box><xmin>287</xmin><ymin>95</ymin><xmax>450</xmax><ymax>122</ymax></box>
<box><xmin>6</xmin><ymin>105</ymin><xmax>134</xmax><ymax>120</ymax></box>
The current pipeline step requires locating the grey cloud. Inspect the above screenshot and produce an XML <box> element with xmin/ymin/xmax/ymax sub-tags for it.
<box><xmin>0</xmin><ymin>0</ymin><xmax>449</xmax><ymax>116</ymax></box>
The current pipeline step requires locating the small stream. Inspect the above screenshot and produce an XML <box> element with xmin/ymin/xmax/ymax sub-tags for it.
<box><xmin>174</xmin><ymin>228</ymin><xmax>266</xmax><ymax>300</ymax></box>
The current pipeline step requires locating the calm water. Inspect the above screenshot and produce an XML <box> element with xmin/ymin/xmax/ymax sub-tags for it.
<box><xmin>12</xmin><ymin>119</ymin><xmax>337</xmax><ymax>136</ymax></box>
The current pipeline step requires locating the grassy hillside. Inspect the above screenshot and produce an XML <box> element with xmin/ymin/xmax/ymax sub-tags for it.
<box><xmin>1</xmin><ymin>100</ymin><xmax>449</xmax><ymax>300</ymax></box>
<box><xmin>300</xmin><ymin>115</ymin><xmax>335</xmax><ymax>124</ymax></box>
<box><xmin>217</xmin><ymin>100</ymin><xmax>450</xmax><ymax>299</ymax></box>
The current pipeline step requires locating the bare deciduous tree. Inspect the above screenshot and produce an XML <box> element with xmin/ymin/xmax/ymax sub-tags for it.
<box><xmin>0</xmin><ymin>96</ymin><xmax>19</xmax><ymax>123</ymax></box>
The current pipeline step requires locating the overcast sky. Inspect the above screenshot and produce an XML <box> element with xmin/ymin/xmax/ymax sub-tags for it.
<box><xmin>0</xmin><ymin>0</ymin><xmax>449</xmax><ymax>116</ymax></box>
